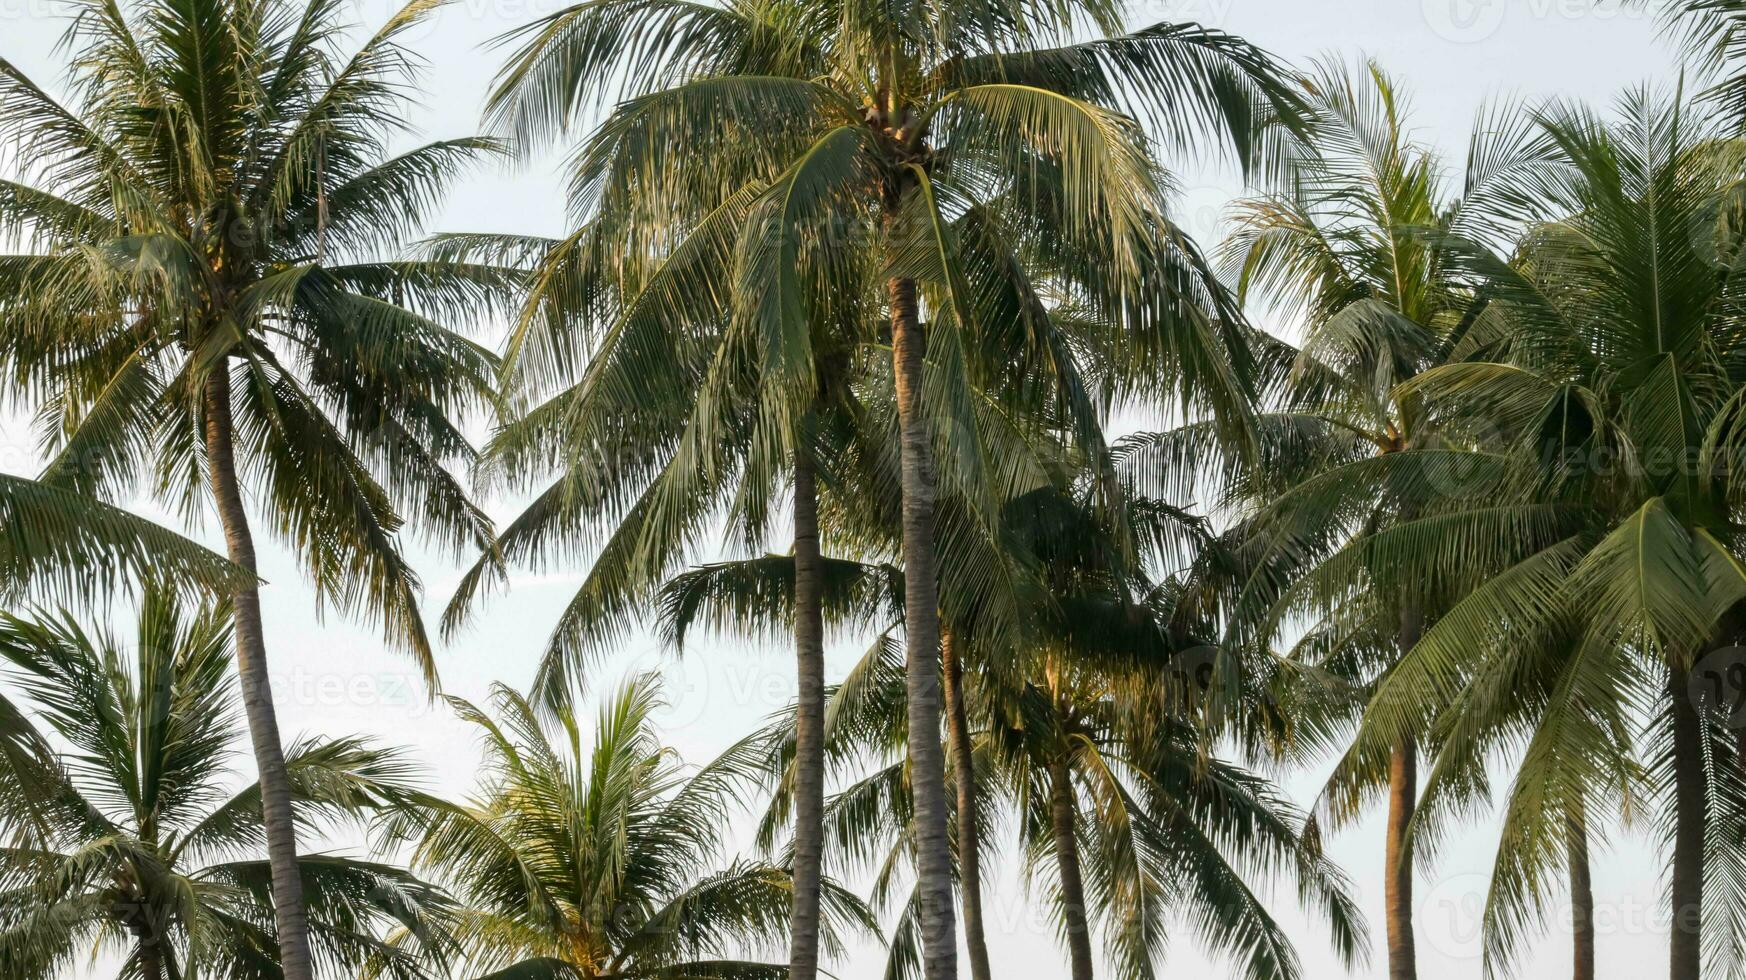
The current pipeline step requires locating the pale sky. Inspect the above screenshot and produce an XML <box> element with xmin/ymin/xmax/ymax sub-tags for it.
<box><xmin>0</xmin><ymin>0</ymin><xmax>1686</xmax><ymax>978</ymax></box>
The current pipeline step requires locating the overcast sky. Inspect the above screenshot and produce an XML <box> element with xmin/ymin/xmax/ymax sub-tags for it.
<box><xmin>0</xmin><ymin>0</ymin><xmax>1689</xmax><ymax>977</ymax></box>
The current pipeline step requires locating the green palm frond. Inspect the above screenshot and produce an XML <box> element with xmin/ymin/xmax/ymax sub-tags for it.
<box><xmin>0</xmin><ymin>474</ymin><xmax>249</xmax><ymax>601</ymax></box>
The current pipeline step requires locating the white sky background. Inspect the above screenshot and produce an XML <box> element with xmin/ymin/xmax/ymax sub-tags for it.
<box><xmin>0</xmin><ymin>0</ymin><xmax>1687</xmax><ymax>977</ymax></box>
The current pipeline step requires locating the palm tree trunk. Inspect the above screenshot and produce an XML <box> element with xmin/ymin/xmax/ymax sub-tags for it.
<box><xmin>1568</xmin><ymin>815</ymin><xmax>1593</xmax><ymax>980</ymax></box>
<box><xmin>1670</xmin><ymin>663</ymin><xmax>1705</xmax><ymax>980</ymax></box>
<box><xmin>1386</xmin><ymin>608</ymin><xmax>1421</xmax><ymax>980</ymax></box>
<box><xmin>137</xmin><ymin>937</ymin><xmax>164</xmax><ymax>980</ymax></box>
<box><xmin>126</xmin><ymin>905</ymin><xmax>164</xmax><ymax>980</ymax></box>
<box><xmin>889</xmin><ymin>273</ymin><xmax>959</xmax><ymax>980</ymax></box>
<box><xmin>1385</xmin><ymin>736</ymin><xmax>1417</xmax><ymax>980</ymax></box>
<box><xmin>138</xmin><ymin>933</ymin><xmax>164</xmax><ymax>980</ymax></box>
<box><xmin>203</xmin><ymin>364</ymin><xmax>313</xmax><ymax>980</ymax></box>
<box><xmin>943</xmin><ymin>627</ymin><xmax>993</xmax><ymax>980</ymax></box>
<box><xmin>1048</xmin><ymin>754</ymin><xmax>1095</xmax><ymax>980</ymax></box>
<box><xmin>789</xmin><ymin>448</ymin><xmax>827</xmax><ymax>980</ymax></box>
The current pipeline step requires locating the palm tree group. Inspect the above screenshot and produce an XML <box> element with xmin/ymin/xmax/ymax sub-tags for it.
<box><xmin>8</xmin><ymin>1</ymin><xmax>1746</xmax><ymax>979</ymax></box>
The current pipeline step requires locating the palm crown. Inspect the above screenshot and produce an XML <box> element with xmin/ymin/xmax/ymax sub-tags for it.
<box><xmin>0</xmin><ymin>588</ymin><xmax>455</xmax><ymax>980</ymax></box>
<box><xmin>0</xmin><ymin>0</ymin><xmax>506</xmax><ymax>673</ymax></box>
<box><xmin>392</xmin><ymin>674</ymin><xmax>876</xmax><ymax>980</ymax></box>
<box><xmin>445</xmin><ymin>0</ymin><xmax>1310</xmax><ymax>677</ymax></box>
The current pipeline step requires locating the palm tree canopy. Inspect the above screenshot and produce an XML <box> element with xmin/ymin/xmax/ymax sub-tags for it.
<box><xmin>0</xmin><ymin>0</ymin><xmax>514</xmax><ymax>681</ymax></box>
<box><xmin>436</xmin><ymin>0</ymin><xmax>1315</xmax><ymax>699</ymax></box>
<box><xmin>664</xmin><ymin>482</ymin><xmax>1368</xmax><ymax>980</ymax></box>
<box><xmin>1303</xmin><ymin>83</ymin><xmax>1746</xmax><ymax>976</ymax></box>
<box><xmin>0</xmin><ymin>586</ymin><xmax>456</xmax><ymax>979</ymax></box>
<box><xmin>389</xmin><ymin>673</ymin><xmax>878</xmax><ymax>980</ymax></box>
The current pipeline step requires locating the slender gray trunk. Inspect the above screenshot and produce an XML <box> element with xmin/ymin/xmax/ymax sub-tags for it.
<box><xmin>789</xmin><ymin>449</ymin><xmax>826</xmax><ymax>980</ymax></box>
<box><xmin>942</xmin><ymin>628</ymin><xmax>993</xmax><ymax>980</ymax></box>
<box><xmin>889</xmin><ymin>274</ymin><xmax>958</xmax><ymax>980</ymax></box>
<box><xmin>203</xmin><ymin>365</ymin><xmax>312</xmax><ymax>980</ymax></box>
<box><xmin>1048</xmin><ymin>753</ymin><xmax>1095</xmax><ymax>980</ymax></box>
<box><xmin>1568</xmin><ymin>815</ymin><xmax>1593</xmax><ymax>980</ymax></box>
<box><xmin>1670</xmin><ymin>664</ymin><xmax>1704</xmax><ymax>980</ymax></box>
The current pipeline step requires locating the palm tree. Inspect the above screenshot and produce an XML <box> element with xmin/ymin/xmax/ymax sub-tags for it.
<box><xmin>0</xmin><ymin>587</ymin><xmax>456</xmax><ymax>980</ymax></box>
<box><xmin>994</xmin><ymin>647</ymin><xmax>1362</xmax><ymax>980</ymax></box>
<box><xmin>773</xmin><ymin>589</ymin><xmax>1364</xmax><ymax>980</ymax></box>
<box><xmin>653</xmin><ymin>534</ymin><xmax>1011</xmax><ymax>980</ymax></box>
<box><xmin>0</xmin><ymin>0</ymin><xmax>509</xmax><ymax>973</ymax></box>
<box><xmin>640</xmin><ymin>395</ymin><xmax>1121</xmax><ymax>980</ymax></box>
<box><xmin>1334</xmin><ymin>85</ymin><xmax>1746</xmax><ymax>980</ymax></box>
<box><xmin>666</xmin><ymin>486</ymin><xmax>1366</xmax><ymax>980</ymax></box>
<box><xmin>1205</xmin><ymin>59</ymin><xmax>1561</xmax><ymax>980</ymax></box>
<box><xmin>388</xmin><ymin>673</ymin><xmax>876</xmax><ymax>980</ymax></box>
<box><xmin>449</xmin><ymin>4</ymin><xmax>1306</xmax><ymax>975</ymax></box>
<box><xmin>984</xmin><ymin>486</ymin><xmax>1365</xmax><ymax>980</ymax></box>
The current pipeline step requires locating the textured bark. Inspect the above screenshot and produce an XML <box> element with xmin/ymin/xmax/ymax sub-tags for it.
<box><xmin>889</xmin><ymin>274</ymin><xmax>958</xmax><ymax>980</ymax></box>
<box><xmin>1670</xmin><ymin>664</ymin><xmax>1705</xmax><ymax>980</ymax></box>
<box><xmin>203</xmin><ymin>365</ymin><xmax>313</xmax><ymax>980</ymax></box>
<box><xmin>1568</xmin><ymin>816</ymin><xmax>1593</xmax><ymax>980</ymax></box>
<box><xmin>1049</xmin><ymin>754</ymin><xmax>1095</xmax><ymax>980</ymax></box>
<box><xmin>138</xmin><ymin>937</ymin><xmax>164</xmax><ymax>980</ymax></box>
<box><xmin>1386</xmin><ymin>607</ymin><xmax>1421</xmax><ymax>980</ymax></box>
<box><xmin>943</xmin><ymin>628</ymin><xmax>993</xmax><ymax>980</ymax></box>
<box><xmin>1385</xmin><ymin>736</ymin><xmax>1418</xmax><ymax>980</ymax></box>
<box><xmin>788</xmin><ymin>450</ymin><xmax>826</xmax><ymax>980</ymax></box>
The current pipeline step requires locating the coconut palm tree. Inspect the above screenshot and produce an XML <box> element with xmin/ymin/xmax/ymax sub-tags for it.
<box><xmin>982</xmin><ymin>486</ymin><xmax>1365</xmax><ymax>980</ymax></box>
<box><xmin>0</xmin><ymin>0</ymin><xmax>510</xmax><ymax>973</ymax></box>
<box><xmin>1332</xmin><ymin>84</ymin><xmax>1746</xmax><ymax>980</ymax></box>
<box><xmin>443</xmin><ymin>4</ymin><xmax>1307</xmax><ymax>975</ymax></box>
<box><xmin>764</xmin><ymin>591</ymin><xmax>1364</xmax><ymax>980</ymax></box>
<box><xmin>0</xmin><ymin>586</ymin><xmax>457</xmax><ymax>980</ymax></box>
<box><xmin>1198</xmin><ymin>59</ymin><xmax>1564</xmax><ymax>980</ymax></box>
<box><xmin>388</xmin><ymin>673</ymin><xmax>876</xmax><ymax>980</ymax></box>
<box><xmin>663</xmin><ymin>485</ymin><xmax>1366</xmax><ymax>980</ymax></box>
<box><xmin>639</xmin><ymin>394</ymin><xmax>1117</xmax><ymax>980</ymax></box>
